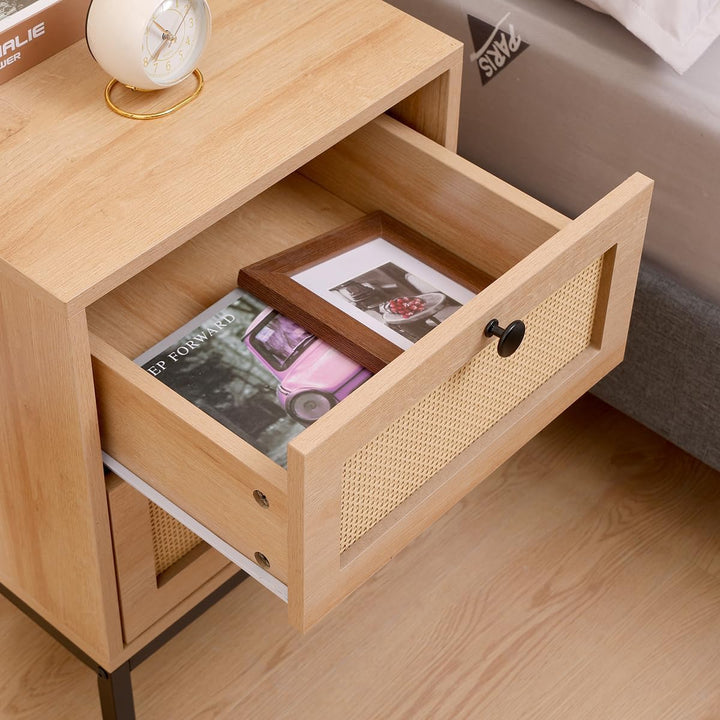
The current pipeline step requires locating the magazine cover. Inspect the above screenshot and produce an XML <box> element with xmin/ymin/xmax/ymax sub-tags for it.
<box><xmin>135</xmin><ymin>289</ymin><xmax>372</xmax><ymax>468</ymax></box>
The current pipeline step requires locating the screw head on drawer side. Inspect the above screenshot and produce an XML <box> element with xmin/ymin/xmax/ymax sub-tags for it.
<box><xmin>253</xmin><ymin>490</ymin><xmax>269</xmax><ymax>508</ymax></box>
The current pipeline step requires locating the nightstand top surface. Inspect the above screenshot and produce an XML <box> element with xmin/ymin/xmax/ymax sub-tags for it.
<box><xmin>0</xmin><ymin>0</ymin><xmax>461</xmax><ymax>312</ymax></box>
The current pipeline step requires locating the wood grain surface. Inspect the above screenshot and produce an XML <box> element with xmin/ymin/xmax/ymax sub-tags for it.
<box><xmin>0</xmin><ymin>0</ymin><xmax>462</xmax><ymax>312</ymax></box>
<box><xmin>105</xmin><ymin>475</ymin><xmax>231</xmax><ymax>643</ymax></box>
<box><xmin>1</xmin><ymin>395</ymin><xmax>719</xmax><ymax>719</ymax></box>
<box><xmin>301</xmin><ymin>114</ymin><xmax>572</xmax><ymax>280</ymax></box>
<box><xmin>287</xmin><ymin>169</ymin><xmax>651</xmax><ymax>632</ymax></box>
<box><xmin>0</xmin><ymin>275</ymin><xmax>123</xmax><ymax>666</ymax></box>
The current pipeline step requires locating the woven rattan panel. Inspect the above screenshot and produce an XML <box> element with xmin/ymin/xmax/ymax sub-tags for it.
<box><xmin>148</xmin><ymin>501</ymin><xmax>204</xmax><ymax>576</ymax></box>
<box><xmin>340</xmin><ymin>256</ymin><xmax>604</xmax><ymax>552</ymax></box>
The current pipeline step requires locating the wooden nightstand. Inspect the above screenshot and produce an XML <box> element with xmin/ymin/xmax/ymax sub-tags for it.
<box><xmin>0</xmin><ymin>1</ymin><xmax>652</xmax><ymax>717</ymax></box>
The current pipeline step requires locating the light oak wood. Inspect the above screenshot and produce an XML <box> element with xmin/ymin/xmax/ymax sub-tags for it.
<box><xmin>86</xmin><ymin>114</ymin><xmax>651</xmax><ymax>632</ymax></box>
<box><xmin>92</xmin><ymin>335</ymin><xmax>289</xmax><ymax>582</ymax></box>
<box><xmin>85</xmin><ymin>174</ymin><xmax>365</xmax><ymax>359</ymax></box>
<box><xmin>117</xmin><ymin>564</ymin><xmax>240</xmax><ymax>663</ymax></box>
<box><xmin>0</xmin><ymin>274</ymin><xmax>123</xmax><ymax>666</ymax></box>
<box><xmin>301</xmin><ymin>114</ymin><xmax>571</xmax><ymax>279</ymax></box>
<box><xmin>388</xmin><ymin>63</ymin><xmax>462</xmax><ymax>150</ymax></box>
<box><xmin>0</xmin><ymin>0</ymin><xmax>462</xmax><ymax>313</ymax></box>
<box><xmin>2</xmin><ymin>396</ymin><xmax>720</xmax><ymax>719</ymax></box>
<box><xmin>106</xmin><ymin>474</ymin><xmax>230</xmax><ymax>642</ymax></box>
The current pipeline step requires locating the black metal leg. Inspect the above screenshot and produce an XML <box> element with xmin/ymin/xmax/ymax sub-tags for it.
<box><xmin>1</xmin><ymin>571</ymin><xmax>246</xmax><ymax>719</ymax></box>
<box><xmin>97</xmin><ymin>663</ymin><xmax>135</xmax><ymax>720</ymax></box>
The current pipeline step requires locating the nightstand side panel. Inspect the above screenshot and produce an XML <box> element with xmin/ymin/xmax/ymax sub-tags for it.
<box><xmin>0</xmin><ymin>273</ymin><xmax>123</xmax><ymax>665</ymax></box>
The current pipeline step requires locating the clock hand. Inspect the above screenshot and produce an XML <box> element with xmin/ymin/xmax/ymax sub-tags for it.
<box><xmin>152</xmin><ymin>6</ymin><xmax>191</xmax><ymax>62</ymax></box>
<box><xmin>152</xmin><ymin>36</ymin><xmax>170</xmax><ymax>60</ymax></box>
<box><xmin>153</xmin><ymin>20</ymin><xmax>176</xmax><ymax>40</ymax></box>
<box><xmin>172</xmin><ymin>5</ymin><xmax>192</xmax><ymax>37</ymax></box>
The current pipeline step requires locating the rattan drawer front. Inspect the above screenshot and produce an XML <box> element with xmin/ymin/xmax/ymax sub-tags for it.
<box><xmin>148</xmin><ymin>502</ymin><xmax>205</xmax><ymax>575</ymax></box>
<box><xmin>288</xmin><ymin>120</ymin><xmax>651</xmax><ymax>630</ymax></box>
<box><xmin>107</xmin><ymin>474</ymin><xmax>231</xmax><ymax>642</ymax></box>
<box><xmin>341</xmin><ymin>257</ymin><xmax>602</xmax><ymax>552</ymax></box>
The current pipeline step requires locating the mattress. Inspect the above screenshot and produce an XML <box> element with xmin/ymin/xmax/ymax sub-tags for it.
<box><xmin>572</xmin><ymin>0</ymin><xmax>720</xmax><ymax>74</ymax></box>
<box><xmin>390</xmin><ymin>0</ymin><xmax>720</xmax><ymax>306</ymax></box>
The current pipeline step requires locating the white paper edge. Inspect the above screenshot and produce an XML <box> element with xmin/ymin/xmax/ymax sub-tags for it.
<box><xmin>0</xmin><ymin>0</ymin><xmax>62</xmax><ymax>35</ymax></box>
<box><xmin>102</xmin><ymin>452</ymin><xmax>289</xmax><ymax>604</ymax></box>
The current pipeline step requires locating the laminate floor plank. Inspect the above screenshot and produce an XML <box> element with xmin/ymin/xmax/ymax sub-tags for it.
<box><xmin>0</xmin><ymin>605</ymin><xmax>98</xmax><ymax>719</ymax></box>
<box><xmin>1</xmin><ymin>395</ymin><xmax>719</xmax><ymax>720</ymax></box>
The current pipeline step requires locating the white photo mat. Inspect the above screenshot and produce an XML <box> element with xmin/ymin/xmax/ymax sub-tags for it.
<box><xmin>291</xmin><ymin>237</ymin><xmax>476</xmax><ymax>349</ymax></box>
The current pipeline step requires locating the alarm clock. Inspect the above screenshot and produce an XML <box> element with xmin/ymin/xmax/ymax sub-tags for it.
<box><xmin>86</xmin><ymin>0</ymin><xmax>212</xmax><ymax>117</ymax></box>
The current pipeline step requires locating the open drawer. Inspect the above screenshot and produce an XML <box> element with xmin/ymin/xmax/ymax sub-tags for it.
<box><xmin>87</xmin><ymin>114</ymin><xmax>652</xmax><ymax>632</ymax></box>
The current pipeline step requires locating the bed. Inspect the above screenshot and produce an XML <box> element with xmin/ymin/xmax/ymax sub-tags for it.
<box><xmin>390</xmin><ymin>0</ymin><xmax>720</xmax><ymax>470</ymax></box>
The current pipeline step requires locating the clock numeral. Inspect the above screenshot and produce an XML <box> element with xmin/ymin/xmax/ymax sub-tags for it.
<box><xmin>188</xmin><ymin>17</ymin><xmax>194</xmax><ymax>27</ymax></box>
<box><xmin>186</xmin><ymin>36</ymin><xmax>191</xmax><ymax>45</ymax></box>
<box><xmin>179</xmin><ymin>50</ymin><xmax>184</xmax><ymax>59</ymax></box>
<box><xmin>166</xmin><ymin>60</ymin><xmax>172</xmax><ymax>71</ymax></box>
<box><xmin>143</xmin><ymin>57</ymin><xmax>149</xmax><ymax>67</ymax></box>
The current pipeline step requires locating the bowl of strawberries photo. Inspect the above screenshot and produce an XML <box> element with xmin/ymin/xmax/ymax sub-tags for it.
<box><xmin>380</xmin><ymin>292</ymin><xmax>446</xmax><ymax>325</ymax></box>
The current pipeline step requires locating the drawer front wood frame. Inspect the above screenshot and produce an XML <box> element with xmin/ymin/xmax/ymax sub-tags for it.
<box><xmin>106</xmin><ymin>473</ymin><xmax>231</xmax><ymax>642</ymax></box>
<box><xmin>288</xmin><ymin>120</ymin><xmax>652</xmax><ymax>629</ymax></box>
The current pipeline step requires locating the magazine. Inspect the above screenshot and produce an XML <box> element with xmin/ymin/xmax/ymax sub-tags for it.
<box><xmin>135</xmin><ymin>288</ymin><xmax>372</xmax><ymax>468</ymax></box>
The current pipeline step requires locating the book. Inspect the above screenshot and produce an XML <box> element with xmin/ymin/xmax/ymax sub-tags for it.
<box><xmin>135</xmin><ymin>288</ymin><xmax>372</xmax><ymax>468</ymax></box>
<box><xmin>0</xmin><ymin>0</ymin><xmax>89</xmax><ymax>85</ymax></box>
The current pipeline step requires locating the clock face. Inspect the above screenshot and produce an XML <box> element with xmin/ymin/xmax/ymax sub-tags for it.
<box><xmin>142</xmin><ymin>0</ymin><xmax>211</xmax><ymax>86</ymax></box>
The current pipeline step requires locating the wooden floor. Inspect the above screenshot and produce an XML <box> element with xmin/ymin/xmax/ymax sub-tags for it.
<box><xmin>2</xmin><ymin>394</ymin><xmax>719</xmax><ymax>720</ymax></box>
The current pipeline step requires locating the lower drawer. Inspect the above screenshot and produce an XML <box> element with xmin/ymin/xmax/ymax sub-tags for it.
<box><xmin>106</xmin><ymin>473</ymin><xmax>230</xmax><ymax>642</ymax></box>
<box><xmin>89</xmin><ymin>115</ymin><xmax>652</xmax><ymax>632</ymax></box>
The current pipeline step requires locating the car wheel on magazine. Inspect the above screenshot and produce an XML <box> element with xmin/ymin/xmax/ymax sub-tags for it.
<box><xmin>287</xmin><ymin>391</ymin><xmax>336</xmax><ymax>425</ymax></box>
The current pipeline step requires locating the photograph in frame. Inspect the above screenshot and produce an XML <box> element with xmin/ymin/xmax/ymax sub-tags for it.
<box><xmin>293</xmin><ymin>242</ymin><xmax>473</xmax><ymax>349</ymax></box>
<box><xmin>237</xmin><ymin>212</ymin><xmax>493</xmax><ymax>371</ymax></box>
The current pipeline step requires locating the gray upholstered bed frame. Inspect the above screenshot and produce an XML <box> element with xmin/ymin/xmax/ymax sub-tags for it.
<box><xmin>390</xmin><ymin>0</ymin><xmax>719</xmax><ymax>471</ymax></box>
<box><xmin>593</xmin><ymin>261</ymin><xmax>719</xmax><ymax>470</ymax></box>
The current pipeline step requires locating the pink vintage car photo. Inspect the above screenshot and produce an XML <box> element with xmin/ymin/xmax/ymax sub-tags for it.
<box><xmin>243</xmin><ymin>308</ymin><xmax>371</xmax><ymax>425</ymax></box>
<box><xmin>137</xmin><ymin>288</ymin><xmax>372</xmax><ymax>466</ymax></box>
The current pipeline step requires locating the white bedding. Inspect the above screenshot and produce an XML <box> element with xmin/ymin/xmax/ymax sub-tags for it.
<box><xmin>574</xmin><ymin>0</ymin><xmax>720</xmax><ymax>73</ymax></box>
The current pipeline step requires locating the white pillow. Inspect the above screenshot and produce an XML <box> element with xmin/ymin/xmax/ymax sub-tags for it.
<box><xmin>574</xmin><ymin>0</ymin><xmax>720</xmax><ymax>73</ymax></box>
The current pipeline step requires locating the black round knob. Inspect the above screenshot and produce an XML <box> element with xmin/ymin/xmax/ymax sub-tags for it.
<box><xmin>484</xmin><ymin>319</ymin><xmax>525</xmax><ymax>357</ymax></box>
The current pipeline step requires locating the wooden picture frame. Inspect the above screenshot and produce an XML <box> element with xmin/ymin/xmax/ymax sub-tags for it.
<box><xmin>236</xmin><ymin>212</ymin><xmax>493</xmax><ymax>372</ymax></box>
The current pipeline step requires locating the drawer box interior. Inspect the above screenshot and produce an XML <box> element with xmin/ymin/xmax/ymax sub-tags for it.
<box><xmin>87</xmin><ymin>114</ymin><xmax>652</xmax><ymax>631</ymax></box>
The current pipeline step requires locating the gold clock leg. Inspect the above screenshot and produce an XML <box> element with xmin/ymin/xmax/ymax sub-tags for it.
<box><xmin>104</xmin><ymin>69</ymin><xmax>205</xmax><ymax>120</ymax></box>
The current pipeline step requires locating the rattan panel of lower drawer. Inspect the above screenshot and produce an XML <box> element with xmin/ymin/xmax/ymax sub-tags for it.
<box><xmin>340</xmin><ymin>256</ymin><xmax>604</xmax><ymax>552</ymax></box>
<box><xmin>148</xmin><ymin>501</ymin><xmax>204</xmax><ymax>575</ymax></box>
